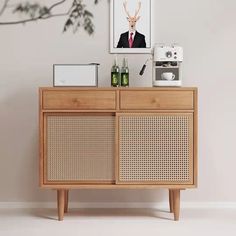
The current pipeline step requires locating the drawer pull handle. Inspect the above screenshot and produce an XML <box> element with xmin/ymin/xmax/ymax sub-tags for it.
<box><xmin>151</xmin><ymin>98</ymin><xmax>160</xmax><ymax>106</ymax></box>
<box><xmin>73</xmin><ymin>98</ymin><xmax>80</xmax><ymax>105</ymax></box>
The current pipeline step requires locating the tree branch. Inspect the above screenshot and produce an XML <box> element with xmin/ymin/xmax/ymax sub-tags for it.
<box><xmin>41</xmin><ymin>12</ymin><xmax>69</xmax><ymax>20</ymax></box>
<box><xmin>47</xmin><ymin>0</ymin><xmax>67</xmax><ymax>12</ymax></box>
<box><xmin>0</xmin><ymin>12</ymin><xmax>70</xmax><ymax>25</ymax></box>
<box><xmin>0</xmin><ymin>0</ymin><xmax>67</xmax><ymax>25</ymax></box>
<box><xmin>0</xmin><ymin>0</ymin><xmax>10</xmax><ymax>16</ymax></box>
<box><xmin>0</xmin><ymin>0</ymin><xmax>100</xmax><ymax>35</ymax></box>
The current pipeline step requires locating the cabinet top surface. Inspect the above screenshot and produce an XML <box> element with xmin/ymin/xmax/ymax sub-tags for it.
<box><xmin>40</xmin><ymin>87</ymin><xmax>197</xmax><ymax>91</ymax></box>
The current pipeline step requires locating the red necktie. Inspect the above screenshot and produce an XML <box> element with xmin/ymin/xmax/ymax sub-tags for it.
<box><xmin>129</xmin><ymin>32</ymin><xmax>134</xmax><ymax>48</ymax></box>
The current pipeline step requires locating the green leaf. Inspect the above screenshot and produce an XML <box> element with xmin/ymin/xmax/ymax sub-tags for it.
<box><xmin>12</xmin><ymin>2</ymin><xmax>50</xmax><ymax>19</ymax></box>
<box><xmin>83</xmin><ymin>10</ymin><xmax>93</xmax><ymax>17</ymax></box>
<box><xmin>63</xmin><ymin>18</ymin><xmax>73</xmax><ymax>32</ymax></box>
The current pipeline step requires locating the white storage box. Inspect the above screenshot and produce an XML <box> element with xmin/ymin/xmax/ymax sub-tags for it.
<box><xmin>53</xmin><ymin>64</ymin><xmax>99</xmax><ymax>87</ymax></box>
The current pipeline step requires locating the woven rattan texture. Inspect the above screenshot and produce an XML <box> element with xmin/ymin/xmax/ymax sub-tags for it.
<box><xmin>119</xmin><ymin>114</ymin><xmax>193</xmax><ymax>183</ymax></box>
<box><xmin>47</xmin><ymin>115</ymin><xmax>115</xmax><ymax>181</ymax></box>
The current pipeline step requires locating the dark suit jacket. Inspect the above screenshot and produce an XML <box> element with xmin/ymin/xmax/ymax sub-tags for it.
<box><xmin>117</xmin><ymin>31</ymin><xmax>146</xmax><ymax>48</ymax></box>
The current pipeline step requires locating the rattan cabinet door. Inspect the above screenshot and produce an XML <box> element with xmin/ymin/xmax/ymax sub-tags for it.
<box><xmin>118</xmin><ymin>113</ymin><xmax>193</xmax><ymax>185</ymax></box>
<box><xmin>45</xmin><ymin>113</ymin><xmax>115</xmax><ymax>184</ymax></box>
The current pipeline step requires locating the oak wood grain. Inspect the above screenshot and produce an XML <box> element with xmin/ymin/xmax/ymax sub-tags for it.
<box><xmin>120</xmin><ymin>90</ymin><xmax>194</xmax><ymax>110</ymax></box>
<box><xmin>43</xmin><ymin>90</ymin><xmax>116</xmax><ymax>110</ymax></box>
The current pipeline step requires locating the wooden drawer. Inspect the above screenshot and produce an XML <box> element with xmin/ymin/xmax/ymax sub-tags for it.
<box><xmin>42</xmin><ymin>90</ymin><xmax>116</xmax><ymax>110</ymax></box>
<box><xmin>120</xmin><ymin>90</ymin><xmax>194</xmax><ymax>110</ymax></box>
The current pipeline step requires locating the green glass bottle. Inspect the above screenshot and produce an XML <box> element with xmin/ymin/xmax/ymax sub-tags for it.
<box><xmin>121</xmin><ymin>58</ymin><xmax>129</xmax><ymax>87</ymax></box>
<box><xmin>111</xmin><ymin>57</ymin><xmax>120</xmax><ymax>87</ymax></box>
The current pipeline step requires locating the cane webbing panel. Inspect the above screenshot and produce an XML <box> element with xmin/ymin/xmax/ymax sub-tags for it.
<box><xmin>119</xmin><ymin>114</ymin><xmax>193</xmax><ymax>183</ymax></box>
<box><xmin>46</xmin><ymin>115</ymin><xmax>115</xmax><ymax>182</ymax></box>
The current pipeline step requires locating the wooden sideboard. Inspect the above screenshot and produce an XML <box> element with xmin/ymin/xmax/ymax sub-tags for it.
<box><xmin>39</xmin><ymin>87</ymin><xmax>198</xmax><ymax>221</ymax></box>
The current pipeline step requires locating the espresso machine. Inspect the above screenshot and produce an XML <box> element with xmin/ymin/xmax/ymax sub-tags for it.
<box><xmin>153</xmin><ymin>45</ymin><xmax>183</xmax><ymax>86</ymax></box>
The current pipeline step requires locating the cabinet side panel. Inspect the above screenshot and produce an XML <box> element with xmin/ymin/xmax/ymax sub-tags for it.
<box><xmin>39</xmin><ymin>89</ymin><xmax>44</xmax><ymax>187</ymax></box>
<box><xmin>193</xmin><ymin>89</ymin><xmax>198</xmax><ymax>187</ymax></box>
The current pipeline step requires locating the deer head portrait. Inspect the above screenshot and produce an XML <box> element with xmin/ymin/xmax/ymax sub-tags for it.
<box><xmin>123</xmin><ymin>1</ymin><xmax>141</xmax><ymax>32</ymax></box>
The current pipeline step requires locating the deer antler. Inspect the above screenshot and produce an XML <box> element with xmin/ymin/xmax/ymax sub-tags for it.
<box><xmin>134</xmin><ymin>1</ymin><xmax>141</xmax><ymax>17</ymax></box>
<box><xmin>123</xmin><ymin>1</ymin><xmax>131</xmax><ymax>18</ymax></box>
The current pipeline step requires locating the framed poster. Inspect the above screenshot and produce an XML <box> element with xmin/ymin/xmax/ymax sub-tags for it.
<box><xmin>110</xmin><ymin>0</ymin><xmax>152</xmax><ymax>54</ymax></box>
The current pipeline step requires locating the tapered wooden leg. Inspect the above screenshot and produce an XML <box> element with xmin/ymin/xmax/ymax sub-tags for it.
<box><xmin>169</xmin><ymin>189</ymin><xmax>174</xmax><ymax>213</ymax></box>
<box><xmin>173</xmin><ymin>189</ymin><xmax>180</xmax><ymax>221</ymax></box>
<box><xmin>64</xmin><ymin>190</ymin><xmax>69</xmax><ymax>213</ymax></box>
<box><xmin>57</xmin><ymin>190</ymin><xmax>65</xmax><ymax>221</ymax></box>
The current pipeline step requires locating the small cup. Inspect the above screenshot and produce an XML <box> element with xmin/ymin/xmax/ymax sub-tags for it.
<box><xmin>161</xmin><ymin>72</ymin><xmax>175</xmax><ymax>81</ymax></box>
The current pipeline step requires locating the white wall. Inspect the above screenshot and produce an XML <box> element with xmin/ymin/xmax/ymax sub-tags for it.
<box><xmin>0</xmin><ymin>0</ymin><xmax>236</xmax><ymax>204</ymax></box>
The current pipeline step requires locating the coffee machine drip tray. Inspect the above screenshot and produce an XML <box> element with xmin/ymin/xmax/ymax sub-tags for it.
<box><xmin>153</xmin><ymin>80</ymin><xmax>182</xmax><ymax>86</ymax></box>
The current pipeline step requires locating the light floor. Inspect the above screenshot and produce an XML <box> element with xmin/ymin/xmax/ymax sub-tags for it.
<box><xmin>0</xmin><ymin>208</ymin><xmax>235</xmax><ymax>236</ymax></box>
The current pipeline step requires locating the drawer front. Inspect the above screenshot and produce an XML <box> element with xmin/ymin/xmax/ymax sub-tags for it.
<box><xmin>43</xmin><ymin>90</ymin><xmax>116</xmax><ymax>110</ymax></box>
<box><xmin>120</xmin><ymin>91</ymin><xmax>194</xmax><ymax>110</ymax></box>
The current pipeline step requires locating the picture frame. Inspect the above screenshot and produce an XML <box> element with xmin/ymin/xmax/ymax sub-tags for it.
<box><xmin>110</xmin><ymin>0</ymin><xmax>152</xmax><ymax>54</ymax></box>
